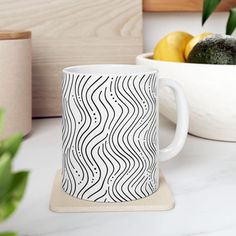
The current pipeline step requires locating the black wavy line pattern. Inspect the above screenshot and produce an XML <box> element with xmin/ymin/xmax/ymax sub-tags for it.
<box><xmin>62</xmin><ymin>72</ymin><xmax>158</xmax><ymax>202</ymax></box>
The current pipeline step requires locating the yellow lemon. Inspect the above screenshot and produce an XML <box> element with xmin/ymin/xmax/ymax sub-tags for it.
<box><xmin>153</xmin><ymin>31</ymin><xmax>193</xmax><ymax>62</ymax></box>
<box><xmin>185</xmin><ymin>32</ymin><xmax>213</xmax><ymax>60</ymax></box>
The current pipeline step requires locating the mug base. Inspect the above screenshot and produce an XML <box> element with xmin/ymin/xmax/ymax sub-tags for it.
<box><xmin>49</xmin><ymin>170</ymin><xmax>175</xmax><ymax>212</ymax></box>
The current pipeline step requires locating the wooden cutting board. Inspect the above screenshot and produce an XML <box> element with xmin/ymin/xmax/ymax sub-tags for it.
<box><xmin>143</xmin><ymin>0</ymin><xmax>235</xmax><ymax>12</ymax></box>
<box><xmin>0</xmin><ymin>0</ymin><xmax>143</xmax><ymax>117</ymax></box>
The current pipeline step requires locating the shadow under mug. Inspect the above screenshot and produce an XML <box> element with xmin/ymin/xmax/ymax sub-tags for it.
<box><xmin>61</xmin><ymin>64</ymin><xmax>189</xmax><ymax>202</ymax></box>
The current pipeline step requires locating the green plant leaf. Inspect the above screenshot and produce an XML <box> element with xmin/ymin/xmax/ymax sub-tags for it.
<box><xmin>0</xmin><ymin>171</ymin><xmax>29</xmax><ymax>222</ymax></box>
<box><xmin>0</xmin><ymin>133</ymin><xmax>23</xmax><ymax>159</ymax></box>
<box><xmin>202</xmin><ymin>0</ymin><xmax>221</xmax><ymax>25</ymax></box>
<box><xmin>0</xmin><ymin>154</ymin><xmax>13</xmax><ymax>199</ymax></box>
<box><xmin>0</xmin><ymin>232</ymin><xmax>18</xmax><ymax>236</ymax></box>
<box><xmin>226</xmin><ymin>7</ymin><xmax>236</xmax><ymax>35</ymax></box>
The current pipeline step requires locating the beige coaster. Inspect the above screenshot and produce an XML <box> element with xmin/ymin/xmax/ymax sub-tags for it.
<box><xmin>49</xmin><ymin>170</ymin><xmax>175</xmax><ymax>212</ymax></box>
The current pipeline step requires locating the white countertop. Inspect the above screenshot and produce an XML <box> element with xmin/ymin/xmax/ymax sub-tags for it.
<box><xmin>1</xmin><ymin>116</ymin><xmax>236</xmax><ymax>236</ymax></box>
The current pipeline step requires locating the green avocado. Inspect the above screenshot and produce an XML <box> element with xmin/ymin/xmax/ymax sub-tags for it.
<box><xmin>187</xmin><ymin>34</ymin><xmax>236</xmax><ymax>65</ymax></box>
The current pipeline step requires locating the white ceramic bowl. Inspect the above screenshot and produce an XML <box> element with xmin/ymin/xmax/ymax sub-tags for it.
<box><xmin>136</xmin><ymin>52</ymin><xmax>236</xmax><ymax>141</ymax></box>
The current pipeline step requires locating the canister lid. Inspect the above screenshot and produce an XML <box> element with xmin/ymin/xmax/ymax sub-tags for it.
<box><xmin>0</xmin><ymin>31</ymin><xmax>31</xmax><ymax>40</ymax></box>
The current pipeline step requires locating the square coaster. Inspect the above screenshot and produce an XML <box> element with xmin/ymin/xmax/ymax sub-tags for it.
<box><xmin>49</xmin><ymin>170</ymin><xmax>175</xmax><ymax>212</ymax></box>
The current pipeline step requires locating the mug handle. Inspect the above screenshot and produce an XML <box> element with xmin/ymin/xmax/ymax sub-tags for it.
<box><xmin>159</xmin><ymin>78</ymin><xmax>189</xmax><ymax>162</ymax></box>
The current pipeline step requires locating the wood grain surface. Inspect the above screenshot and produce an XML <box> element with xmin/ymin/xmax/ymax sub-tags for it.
<box><xmin>0</xmin><ymin>0</ymin><xmax>142</xmax><ymax>117</ymax></box>
<box><xmin>143</xmin><ymin>0</ymin><xmax>236</xmax><ymax>12</ymax></box>
<box><xmin>0</xmin><ymin>31</ymin><xmax>31</xmax><ymax>40</ymax></box>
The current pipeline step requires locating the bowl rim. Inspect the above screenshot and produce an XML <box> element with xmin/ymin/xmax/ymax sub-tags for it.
<box><xmin>137</xmin><ymin>52</ymin><xmax>236</xmax><ymax>67</ymax></box>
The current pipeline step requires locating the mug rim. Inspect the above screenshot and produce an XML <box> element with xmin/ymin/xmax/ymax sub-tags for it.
<box><xmin>63</xmin><ymin>64</ymin><xmax>158</xmax><ymax>76</ymax></box>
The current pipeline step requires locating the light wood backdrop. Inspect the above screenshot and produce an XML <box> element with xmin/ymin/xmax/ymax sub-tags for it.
<box><xmin>0</xmin><ymin>0</ymin><xmax>142</xmax><ymax>117</ymax></box>
<box><xmin>143</xmin><ymin>0</ymin><xmax>236</xmax><ymax>12</ymax></box>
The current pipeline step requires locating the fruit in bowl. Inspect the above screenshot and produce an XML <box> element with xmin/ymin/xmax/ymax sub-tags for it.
<box><xmin>187</xmin><ymin>34</ymin><xmax>236</xmax><ymax>64</ymax></box>
<box><xmin>153</xmin><ymin>31</ymin><xmax>193</xmax><ymax>62</ymax></box>
<box><xmin>153</xmin><ymin>31</ymin><xmax>236</xmax><ymax>64</ymax></box>
<box><xmin>136</xmin><ymin>31</ymin><xmax>236</xmax><ymax>141</ymax></box>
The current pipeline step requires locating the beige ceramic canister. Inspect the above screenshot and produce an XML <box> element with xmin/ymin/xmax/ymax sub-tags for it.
<box><xmin>0</xmin><ymin>31</ymin><xmax>32</xmax><ymax>139</ymax></box>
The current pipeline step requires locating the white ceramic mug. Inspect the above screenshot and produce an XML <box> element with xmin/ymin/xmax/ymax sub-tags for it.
<box><xmin>61</xmin><ymin>64</ymin><xmax>188</xmax><ymax>202</ymax></box>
